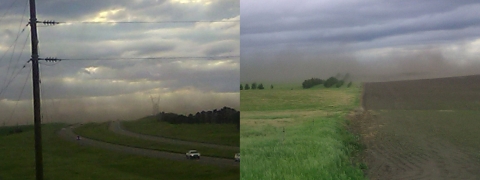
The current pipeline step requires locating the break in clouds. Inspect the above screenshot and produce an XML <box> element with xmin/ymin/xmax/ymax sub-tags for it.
<box><xmin>241</xmin><ymin>0</ymin><xmax>480</xmax><ymax>83</ymax></box>
<box><xmin>0</xmin><ymin>0</ymin><xmax>239</xmax><ymax>125</ymax></box>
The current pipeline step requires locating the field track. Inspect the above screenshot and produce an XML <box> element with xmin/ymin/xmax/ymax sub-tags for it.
<box><xmin>355</xmin><ymin>75</ymin><xmax>480</xmax><ymax>180</ymax></box>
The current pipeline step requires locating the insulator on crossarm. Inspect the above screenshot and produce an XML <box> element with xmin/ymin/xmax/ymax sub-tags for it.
<box><xmin>41</xmin><ymin>20</ymin><xmax>60</xmax><ymax>25</ymax></box>
<box><xmin>44</xmin><ymin>57</ymin><xmax>61</xmax><ymax>62</ymax></box>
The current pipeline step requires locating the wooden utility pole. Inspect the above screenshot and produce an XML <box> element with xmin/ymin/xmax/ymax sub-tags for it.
<box><xmin>28</xmin><ymin>0</ymin><xmax>43</xmax><ymax>179</ymax></box>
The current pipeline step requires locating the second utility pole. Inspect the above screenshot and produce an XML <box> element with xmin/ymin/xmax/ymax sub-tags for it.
<box><xmin>29</xmin><ymin>0</ymin><xmax>43</xmax><ymax>179</ymax></box>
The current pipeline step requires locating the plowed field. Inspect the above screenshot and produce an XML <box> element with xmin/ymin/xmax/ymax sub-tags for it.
<box><xmin>355</xmin><ymin>75</ymin><xmax>480</xmax><ymax>180</ymax></box>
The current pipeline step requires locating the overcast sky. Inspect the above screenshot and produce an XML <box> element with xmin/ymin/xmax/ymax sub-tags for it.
<box><xmin>241</xmin><ymin>0</ymin><xmax>480</xmax><ymax>83</ymax></box>
<box><xmin>0</xmin><ymin>0</ymin><xmax>239</xmax><ymax>125</ymax></box>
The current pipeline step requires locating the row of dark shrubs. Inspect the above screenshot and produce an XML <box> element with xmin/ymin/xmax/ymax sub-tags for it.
<box><xmin>0</xmin><ymin>124</ymin><xmax>35</xmax><ymax>137</ymax></box>
<box><xmin>240</xmin><ymin>83</ymin><xmax>272</xmax><ymax>90</ymax></box>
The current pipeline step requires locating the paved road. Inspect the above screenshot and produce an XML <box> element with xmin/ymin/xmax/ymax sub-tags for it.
<box><xmin>110</xmin><ymin>121</ymin><xmax>240</xmax><ymax>151</ymax></box>
<box><xmin>57</xmin><ymin>125</ymin><xmax>239</xmax><ymax>167</ymax></box>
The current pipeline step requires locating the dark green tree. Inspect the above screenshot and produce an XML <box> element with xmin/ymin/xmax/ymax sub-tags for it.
<box><xmin>258</xmin><ymin>83</ymin><xmax>264</xmax><ymax>89</ymax></box>
<box><xmin>336</xmin><ymin>80</ymin><xmax>344</xmax><ymax>88</ymax></box>
<box><xmin>251</xmin><ymin>82</ymin><xmax>257</xmax><ymax>90</ymax></box>
<box><xmin>234</xmin><ymin>111</ymin><xmax>240</xmax><ymax>130</ymax></box>
<box><xmin>245</xmin><ymin>83</ymin><xmax>250</xmax><ymax>90</ymax></box>
<box><xmin>240</xmin><ymin>84</ymin><xmax>243</xmax><ymax>90</ymax></box>
<box><xmin>324</xmin><ymin>77</ymin><xmax>338</xmax><ymax>88</ymax></box>
<box><xmin>302</xmin><ymin>78</ymin><xmax>324</xmax><ymax>89</ymax></box>
<box><xmin>271</xmin><ymin>85</ymin><xmax>274</xmax><ymax>89</ymax></box>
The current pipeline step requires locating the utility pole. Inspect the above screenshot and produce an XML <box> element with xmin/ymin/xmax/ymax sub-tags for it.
<box><xmin>29</xmin><ymin>0</ymin><xmax>43</xmax><ymax>179</ymax></box>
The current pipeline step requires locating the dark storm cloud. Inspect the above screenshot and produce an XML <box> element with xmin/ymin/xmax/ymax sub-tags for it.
<box><xmin>37</xmin><ymin>0</ymin><xmax>121</xmax><ymax>19</ymax></box>
<box><xmin>241</xmin><ymin>0</ymin><xmax>480</xmax><ymax>83</ymax></box>
<box><xmin>241</xmin><ymin>0</ymin><xmax>479</xmax><ymax>35</ymax></box>
<box><xmin>36</xmin><ymin>0</ymin><xmax>238</xmax><ymax>21</ymax></box>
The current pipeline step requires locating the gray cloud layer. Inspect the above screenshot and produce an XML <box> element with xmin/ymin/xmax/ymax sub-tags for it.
<box><xmin>0</xmin><ymin>0</ymin><xmax>239</xmax><ymax>125</ymax></box>
<box><xmin>241</xmin><ymin>0</ymin><xmax>480</xmax><ymax>83</ymax></box>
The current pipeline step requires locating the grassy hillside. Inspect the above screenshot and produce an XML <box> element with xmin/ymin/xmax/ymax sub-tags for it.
<box><xmin>122</xmin><ymin>116</ymin><xmax>239</xmax><ymax>146</ymax></box>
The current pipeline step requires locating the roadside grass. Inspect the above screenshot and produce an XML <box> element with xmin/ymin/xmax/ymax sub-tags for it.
<box><xmin>74</xmin><ymin>122</ymin><xmax>237</xmax><ymax>159</ymax></box>
<box><xmin>0</xmin><ymin>124</ymin><xmax>238</xmax><ymax>180</ymax></box>
<box><xmin>122</xmin><ymin>116</ymin><xmax>239</xmax><ymax>146</ymax></box>
<box><xmin>240</xmin><ymin>84</ymin><xmax>366</xmax><ymax>179</ymax></box>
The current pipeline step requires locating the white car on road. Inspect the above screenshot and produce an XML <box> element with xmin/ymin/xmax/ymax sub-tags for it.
<box><xmin>235</xmin><ymin>153</ymin><xmax>240</xmax><ymax>162</ymax></box>
<box><xmin>186</xmin><ymin>150</ymin><xmax>200</xmax><ymax>159</ymax></box>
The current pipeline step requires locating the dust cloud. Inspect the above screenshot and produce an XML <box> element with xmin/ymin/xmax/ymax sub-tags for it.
<box><xmin>241</xmin><ymin>46</ymin><xmax>480</xmax><ymax>83</ymax></box>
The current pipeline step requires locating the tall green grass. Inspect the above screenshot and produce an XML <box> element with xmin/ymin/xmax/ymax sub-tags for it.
<box><xmin>240</xmin><ymin>84</ymin><xmax>366</xmax><ymax>179</ymax></box>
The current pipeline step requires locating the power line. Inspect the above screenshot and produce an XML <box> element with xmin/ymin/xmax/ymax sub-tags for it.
<box><xmin>0</xmin><ymin>0</ymin><xmax>28</xmax><ymax>79</ymax></box>
<box><xmin>38</xmin><ymin>20</ymin><xmax>239</xmax><ymax>25</ymax></box>
<box><xmin>0</xmin><ymin>60</ymin><xmax>29</xmax><ymax>98</ymax></box>
<box><xmin>0</xmin><ymin>24</ymin><xmax>29</xmax><ymax>62</ymax></box>
<box><xmin>38</xmin><ymin>55</ymin><xmax>66</xmax><ymax>125</ymax></box>
<box><xmin>6</xmin><ymin>64</ymin><xmax>31</xmax><ymax>126</ymax></box>
<box><xmin>6</xmin><ymin>25</ymin><xmax>31</xmax><ymax>88</ymax></box>
<box><xmin>0</xmin><ymin>20</ymin><xmax>30</xmax><ymax>97</ymax></box>
<box><xmin>40</xmin><ymin>55</ymin><xmax>239</xmax><ymax>62</ymax></box>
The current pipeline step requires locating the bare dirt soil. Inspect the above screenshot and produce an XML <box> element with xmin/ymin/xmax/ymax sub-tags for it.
<box><xmin>363</xmin><ymin>75</ymin><xmax>480</xmax><ymax>110</ymax></box>
<box><xmin>352</xmin><ymin>75</ymin><xmax>480</xmax><ymax>180</ymax></box>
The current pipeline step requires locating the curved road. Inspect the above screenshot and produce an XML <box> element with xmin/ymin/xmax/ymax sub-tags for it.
<box><xmin>110</xmin><ymin>121</ymin><xmax>239</xmax><ymax>152</ymax></box>
<box><xmin>57</xmin><ymin>125</ymin><xmax>239</xmax><ymax>167</ymax></box>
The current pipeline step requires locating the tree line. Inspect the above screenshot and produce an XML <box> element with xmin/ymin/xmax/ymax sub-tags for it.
<box><xmin>156</xmin><ymin>106</ymin><xmax>240</xmax><ymax>129</ymax></box>
<box><xmin>302</xmin><ymin>73</ymin><xmax>353</xmax><ymax>89</ymax></box>
<box><xmin>240</xmin><ymin>83</ymin><xmax>273</xmax><ymax>90</ymax></box>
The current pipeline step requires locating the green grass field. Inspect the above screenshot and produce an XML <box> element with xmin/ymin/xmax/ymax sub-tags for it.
<box><xmin>74</xmin><ymin>122</ymin><xmax>237</xmax><ymax>159</ymax></box>
<box><xmin>240</xmin><ymin>84</ymin><xmax>366</xmax><ymax>180</ymax></box>
<box><xmin>122</xmin><ymin>116</ymin><xmax>239</xmax><ymax>146</ymax></box>
<box><xmin>0</xmin><ymin>124</ymin><xmax>239</xmax><ymax>180</ymax></box>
